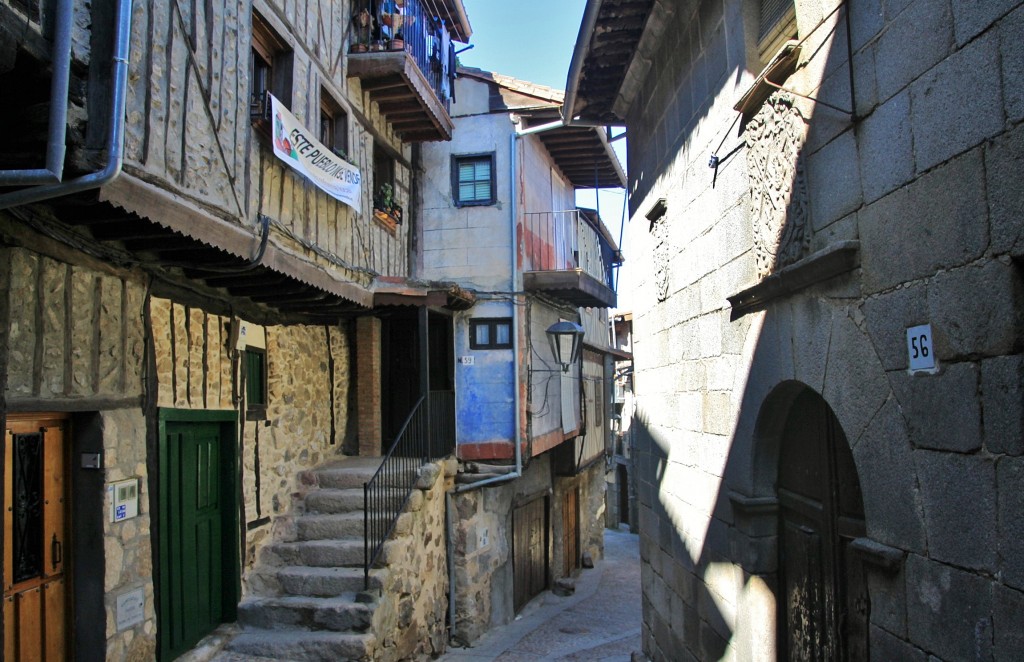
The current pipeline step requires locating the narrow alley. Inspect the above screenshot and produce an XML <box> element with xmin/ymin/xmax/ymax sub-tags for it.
<box><xmin>440</xmin><ymin>527</ymin><xmax>642</xmax><ymax>662</ymax></box>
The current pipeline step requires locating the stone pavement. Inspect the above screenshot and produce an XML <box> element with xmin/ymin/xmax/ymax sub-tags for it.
<box><xmin>439</xmin><ymin>526</ymin><xmax>643</xmax><ymax>662</ymax></box>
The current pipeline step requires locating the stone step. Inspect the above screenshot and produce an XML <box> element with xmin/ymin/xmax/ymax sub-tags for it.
<box><xmin>295</xmin><ymin>512</ymin><xmax>364</xmax><ymax>541</ymax></box>
<box><xmin>304</xmin><ymin>488</ymin><xmax>365</xmax><ymax>514</ymax></box>
<box><xmin>225</xmin><ymin>631</ymin><xmax>375</xmax><ymax>661</ymax></box>
<box><xmin>266</xmin><ymin>565</ymin><xmax>381</xmax><ymax>597</ymax></box>
<box><xmin>237</xmin><ymin>595</ymin><xmax>373</xmax><ymax>633</ymax></box>
<box><xmin>309</xmin><ymin>458</ymin><xmax>385</xmax><ymax>489</ymax></box>
<box><xmin>262</xmin><ymin>539</ymin><xmax>364</xmax><ymax>568</ymax></box>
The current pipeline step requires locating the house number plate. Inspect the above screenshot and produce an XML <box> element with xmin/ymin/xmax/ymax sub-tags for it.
<box><xmin>906</xmin><ymin>324</ymin><xmax>937</xmax><ymax>373</ymax></box>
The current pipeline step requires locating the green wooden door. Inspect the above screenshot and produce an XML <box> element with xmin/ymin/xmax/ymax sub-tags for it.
<box><xmin>159</xmin><ymin>417</ymin><xmax>237</xmax><ymax>660</ymax></box>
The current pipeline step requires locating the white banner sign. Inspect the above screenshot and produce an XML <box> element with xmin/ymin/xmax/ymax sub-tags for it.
<box><xmin>270</xmin><ymin>94</ymin><xmax>362</xmax><ymax>212</ymax></box>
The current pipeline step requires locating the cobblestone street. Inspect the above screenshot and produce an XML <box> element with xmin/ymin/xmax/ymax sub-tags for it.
<box><xmin>440</xmin><ymin>527</ymin><xmax>642</xmax><ymax>662</ymax></box>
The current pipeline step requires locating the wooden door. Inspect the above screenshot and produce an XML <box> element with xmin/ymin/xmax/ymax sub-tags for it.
<box><xmin>160</xmin><ymin>419</ymin><xmax>236</xmax><ymax>660</ymax></box>
<box><xmin>777</xmin><ymin>389</ymin><xmax>868</xmax><ymax>662</ymax></box>
<box><xmin>4</xmin><ymin>413</ymin><xmax>69</xmax><ymax>662</ymax></box>
<box><xmin>562</xmin><ymin>487</ymin><xmax>579</xmax><ymax>577</ymax></box>
<box><xmin>513</xmin><ymin>497</ymin><xmax>548</xmax><ymax>612</ymax></box>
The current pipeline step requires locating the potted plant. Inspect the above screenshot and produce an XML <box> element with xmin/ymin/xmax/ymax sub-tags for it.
<box><xmin>350</xmin><ymin>8</ymin><xmax>371</xmax><ymax>52</ymax></box>
<box><xmin>374</xmin><ymin>183</ymin><xmax>402</xmax><ymax>226</ymax></box>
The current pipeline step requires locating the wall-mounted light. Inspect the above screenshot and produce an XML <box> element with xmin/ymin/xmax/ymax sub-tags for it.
<box><xmin>546</xmin><ymin>321</ymin><xmax>585</xmax><ymax>373</ymax></box>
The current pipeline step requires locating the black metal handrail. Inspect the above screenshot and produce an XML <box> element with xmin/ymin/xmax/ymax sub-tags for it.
<box><xmin>363</xmin><ymin>390</ymin><xmax>455</xmax><ymax>588</ymax></box>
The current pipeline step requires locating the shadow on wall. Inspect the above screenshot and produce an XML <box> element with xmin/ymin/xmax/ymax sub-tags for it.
<box><xmin>626</xmin><ymin>2</ymin><xmax>943</xmax><ymax>658</ymax></box>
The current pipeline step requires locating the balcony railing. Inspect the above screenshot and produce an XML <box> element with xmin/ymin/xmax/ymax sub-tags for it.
<box><xmin>349</xmin><ymin>0</ymin><xmax>456</xmax><ymax>141</ymax></box>
<box><xmin>521</xmin><ymin>210</ymin><xmax>617</xmax><ymax>308</ymax></box>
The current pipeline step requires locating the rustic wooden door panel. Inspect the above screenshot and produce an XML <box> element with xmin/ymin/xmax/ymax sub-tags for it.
<box><xmin>562</xmin><ymin>488</ymin><xmax>579</xmax><ymax>577</ymax></box>
<box><xmin>17</xmin><ymin>587</ymin><xmax>42</xmax><ymax>662</ymax></box>
<box><xmin>43</xmin><ymin>578</ymin><xmax>65</xmax><ymax>662</ymax></box>
<box><xmin>777</xmin><ymin>390</ymin><xmax>867</xmax><ymax>662</ymax></box>
<box><xmin>4</xmin><ymin>415</ymin><xmax>69</xmax><ymax>662</ymax></box>
<box><xmin>513</xmin><ymin>497</ymin><xmax>548</xmax><ymax>612</ymax></box>
<box><xmin>5</xmin><ymin>592</ymin><xmax>15</xmax><ymax>661</ymax></box>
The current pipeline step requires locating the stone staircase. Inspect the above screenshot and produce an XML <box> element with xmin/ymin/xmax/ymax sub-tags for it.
<box><xmin>225</xmin><ymin>456</ymin><xmax>388</xmax><ymax>661</ymax></box>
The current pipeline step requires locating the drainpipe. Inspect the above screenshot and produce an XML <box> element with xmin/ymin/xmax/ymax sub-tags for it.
<box><xmin>0</xmin><ymin>0</ymin><xmax>133</xmax><ymax>210</ymax></box>
<box><xmin>0</xmin><ymin>0</ymin><xmax>74</xmax><ymax>185</ymax></box>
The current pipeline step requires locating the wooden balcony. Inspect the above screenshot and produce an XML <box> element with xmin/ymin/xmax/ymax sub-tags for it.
<box><xmin>347</xmin><ymin>0</ymin><xmax>467</xmax><ymax>142</ymax></box>
<box><xmin>348</xmin><ymin>50</ymin><xmax>454</xmax><ymax>142</ymax></box>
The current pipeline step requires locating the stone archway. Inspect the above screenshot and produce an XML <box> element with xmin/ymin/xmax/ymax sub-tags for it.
<box><xmin>776</xmin><ymin>387</ymin><xmax>869</xmax><ymax>661</ymax></box>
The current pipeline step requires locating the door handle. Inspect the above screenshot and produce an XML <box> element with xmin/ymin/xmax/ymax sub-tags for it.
<box><xmin>51</xmin><ymin>534</ymin><xmax>62</xmax><ymax>569</ymax></box>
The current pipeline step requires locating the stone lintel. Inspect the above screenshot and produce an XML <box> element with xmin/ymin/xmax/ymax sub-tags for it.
<box><xmin>728</xmin><ymin>240</ymin><xmax>860</xmax><ymax>318</ymax></box>
<box><xmin>850</xmin><ymin>536</ymin><xmax>905</xmax><ymax>572</ymax></box>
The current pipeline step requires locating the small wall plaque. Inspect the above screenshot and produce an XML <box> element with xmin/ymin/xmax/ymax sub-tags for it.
<box><xmin>116</xmin><ymin>588</ymin><xmax>145</xmax><ymax>631</ymax></box>
<box><xmin>906</xmin><ymin>324</ymin><xmax>937</xmax><ymax>374</ymax></box>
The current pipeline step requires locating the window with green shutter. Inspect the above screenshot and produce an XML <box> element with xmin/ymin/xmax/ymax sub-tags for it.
<box><xmin>452</xmin><ymin>153</ymin><xmax>496</xmax><ymax>206</ymax></box>
<box><xmin>244</xmin><ymin>348</ymin><xmax>267</xmax><ymax>418</ymax></box>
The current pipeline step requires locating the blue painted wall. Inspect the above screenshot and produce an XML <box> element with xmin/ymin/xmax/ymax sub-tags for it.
<box><xmin>456</xmin><ymin>301</ymin><xmax>515</xmax><ymax>445</ymax></box>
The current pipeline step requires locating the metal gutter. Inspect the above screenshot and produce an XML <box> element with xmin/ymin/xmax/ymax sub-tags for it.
<box><xmin>0</xmin><ymin>0</ymin><xmax>133</xmax><ymax>210</ymax></box>
<box><xmin>0</xmin><ymin>0</ymin><xmax>74</xmax><ymax>185</ymax></box>
<box><xmin>562</xmin><ymin>0</ymin><xmax>604</xmax><ymax>126</ymax></box>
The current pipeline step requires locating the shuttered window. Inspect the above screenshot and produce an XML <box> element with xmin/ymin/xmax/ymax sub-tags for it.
<box><xmin>245</xmin><ymin>348</ymin><xmax>268</xmax><ymax>418</ymax></box>
<box><xmin>758</xmin><ymin>0</ymin><xmax>797</xmax><ymax>61</ymax></box>
<box><xmin>452</xmin><ymin>154</ymin><xmax>496</xmax><ymax>206</ymax></box>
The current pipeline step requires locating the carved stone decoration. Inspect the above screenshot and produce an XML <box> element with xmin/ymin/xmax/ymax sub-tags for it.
<box><xmin>745</xmin><ymin>92</ymin><xmax>810</xmax><ymax>278</ymax></box>
<box><xmin>651</xmin><ymin>217</ymin><xmax>670</xmax><ymax>302</ymax></box>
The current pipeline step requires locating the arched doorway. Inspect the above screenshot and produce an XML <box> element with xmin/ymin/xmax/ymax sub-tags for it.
<box><xmin>777</xmin><ymin>388</ymin><xmax>869</xmax><ymax>661</ymax></box>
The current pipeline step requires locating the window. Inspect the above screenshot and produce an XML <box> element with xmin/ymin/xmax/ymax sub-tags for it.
<box><xmin>373</xmin><ymin>141</ymin><xmax>395</xmax><ymax>196</ymax></box>
<box><xmin>250</xmin><ymin>12</ymin><xmax>293</xmax><ymax>128</ymax></box>
<box><xmin>320</xmin><ymin>89</ymin><xmax>349</xmax><ymax>157</ymax></box>
<box><xmin>469</xmin><ymin>318</ymin><xmax>512</xmax><ymax>350</ymax></box>
<box><xmin>758</xmin><ymin>0</ymin><xmax>797</xmax><ymax>61</ymax></box>
<box><xmin>452</xmin><ymin>154</ymin><xmax>496</xmax><ymax>206</ymax></box>
<box><xmin>244</xmin><ymin>348</ymin><xmax>268</xmax><ymax>418</ymax></box>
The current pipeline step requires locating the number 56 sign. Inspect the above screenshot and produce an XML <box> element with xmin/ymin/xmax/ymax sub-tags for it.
<box><xmin>906</xmin><ymin>324</ymin><xmax>938</xmax><ymax>374</ymax></box>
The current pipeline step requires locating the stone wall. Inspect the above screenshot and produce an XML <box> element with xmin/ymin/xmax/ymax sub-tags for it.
<box><xmin>148</xmin><ymin>297</ymin><xmax>353</xmax><ymax>580</ymax></box>
<box><xmin>450</xmin><ymin>453</ymin><xmax>606</xmax><ymax>644</ymax></box>
<box><xmin>1</xmin><ymin>245</ymin><xmax>146</xmax><ymax>405</ymax></box>
<box><xmin>102</xmin><ymin>409</ymin><xmax>157</xmax><ymax>662</ymax></box>
<box><xmin>0</xmin><ymin>241</ymin><xmax>155</xmax><ymax>659</ymax></box>
<box><xmin>372</xmin><ymin>458</ymin><xmax>457</xmax><ymax>661</ymax></box>
<box><xmin>620</xmin><ymin>0</ymin><xmax>1024</xmax><ymax>660</ymax></box>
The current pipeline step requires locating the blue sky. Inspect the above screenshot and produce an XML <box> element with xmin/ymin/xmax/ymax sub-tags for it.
<box><xmin>457</xmin><ymin>0</ymin><xmax>632</xmax><ymax>296</ymax></box>
<box><xmin>457</xmin><ymin>1</ymin><xmax>588</xmax><ymax>90</ymax></box>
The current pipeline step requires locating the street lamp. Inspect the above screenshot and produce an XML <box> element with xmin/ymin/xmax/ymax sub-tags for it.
<box><xmin>546</xmin><ymin>321</ymin><xmax>585</xmax><ymax>373</ymax></box>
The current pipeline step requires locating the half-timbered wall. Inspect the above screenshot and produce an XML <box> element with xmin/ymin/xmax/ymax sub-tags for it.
<box><xmin>0</xmin><ymin>244</ymin><xmax>156</xmax><ymax>660</ymax></box>
<box><xmin>148</xmin><ymin>298</ymin><xmax>351</xmax><ymax>580</ymax></box>
<box><xmin>118</xmin><ymin>0</ymin><xmax>411</xmax><ymax>282</ymax></box>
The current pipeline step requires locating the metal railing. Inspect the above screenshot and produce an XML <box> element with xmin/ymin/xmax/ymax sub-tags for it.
<box><xmin>363</xmin><ymin>390</ymin><xmax>455</xmax><ymax>588</ymax></box>
<box><xmin>521</xmin><ymin>210</ymin><xmax>614</xmax><ymax>290</ymax></box>
<box><xmin>351</xmin><ymin>0</ymin><xmax>456</xmax><ymax>112</ymax></box>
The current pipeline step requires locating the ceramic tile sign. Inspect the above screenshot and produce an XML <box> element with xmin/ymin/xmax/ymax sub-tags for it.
<box><xmin>906</xmin><ymin>324</ymin><xmax>937</xmax><ymax>374</ymax></box>
<box><xmin>116</xmin><ymin>588</ymin><xmax>145</xmax><ymax>631</ymax></box>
